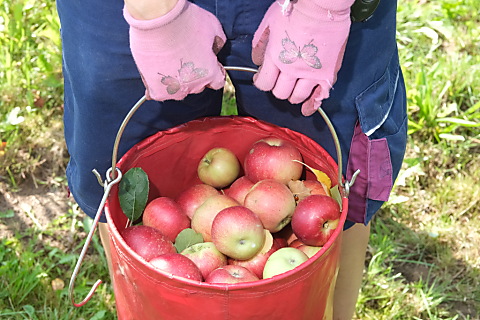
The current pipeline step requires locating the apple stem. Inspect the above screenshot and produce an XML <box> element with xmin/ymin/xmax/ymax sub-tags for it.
<box><xmin>323</xmin><ymin>221</ymin><xmax>329</xmax><ymax>229</ymax></box>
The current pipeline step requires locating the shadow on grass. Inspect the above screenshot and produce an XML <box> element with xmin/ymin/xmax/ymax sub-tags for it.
<box><xmin>363</xmin><ymin>206</ymin><xmax>479</xmax><ymax>319</ymax></box>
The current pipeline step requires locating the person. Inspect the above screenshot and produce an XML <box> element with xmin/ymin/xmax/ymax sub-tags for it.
<box><xmin>57</xmin><ymin>0</ymin><xmax>407</xmax><ymax>318</ymax></box>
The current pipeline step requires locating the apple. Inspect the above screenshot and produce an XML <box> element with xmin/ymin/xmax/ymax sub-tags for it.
<box><xmin>211</xmin><ymin>206</ymin><xmax>265</xmax><ymax>260</ymax></box>
<box><xmin>288</xmin><ymin>238</ymin><xmax>322</xmax><ymax>258</ymax></box>
<box><xmin>273</xmin><ymin>236</ymin><xmax>289</xmax><ymax>249</ymax></box>
<box><xmin>262</xmin><ymin>247</ymin><xmax>309</xmax><ymax>279</ymax></box>
<box><xmin>142</xmin><ymin>197</ymin><xmax>191</xmax><ymax>242</ymax></box>
<box><xmin>228</xmin><ymin>230</ymin><xmax>283</xmax><ymax>278</ymax></box>
<box><xmin>273</xmin><ymin>223</ymin><xmax>297</xmax><ymax>245</ymax></box>
<box><xmin>288</xmin><ymin>179</ymin><xmax>328</xmax><ymax>204</ymax></box>
<box><xmin>243</xmin><ymin>179</ymin><xmax>296</xmax><ymax>233</ymax></box>
<box><xmin>120</xmin><ymin>225</ymin><xmax>176</xmax><ymax>261</ymax></box>
<box><xmin>288</xmin><ymin>238</ymin><xmax>304</xmax><ymax>249</ymax></box>
<box><xmin>223</xmin><ymin>176</ymin><xmax>254</xmax><ymax>205</ymax></box>
<box><xmin>243</xmin><ymin>137</ymin><xmax>303</xmax><ymax>185</ymax></box>
<box><xmin>291</xmin><ymin>194</ymin><xmax>341</xmax><ymax>247</ymax></box>
<box><xmin>181</xmin><ymin>242</ymin><xmax>227</xmax><ymax>279</ymax></box>
<box><xmin>149</xmin><ymin>253</ymin><xmax>203</xmax><ymax>281</ymax></box>
<box><xmin>191</xmin><ymin>194</ymin><xmax>240</xmax><ymax>241</ymax></box>
<box><xmin>176</xmin><ymin>184</ymin><xmax>221</xmax><ymax>219</ymax></box>
<box><xmin>297</xmin><ymin>245</ymin><xmax>323</xmax><ymax>258</ymax></box>
<box><xmin>197</xmin><ymin>147</ymin><xmax>241</xmax><ymax>188</ymax></box>
<box><xmin>205</xmin><ymin>265</ymin><xmax>259</xmax><ymax>284</ymax></box>
<box><xmin>303</xmin><ymin>179</ymin><xmax>329</xmax><ymax>196</ymax></box>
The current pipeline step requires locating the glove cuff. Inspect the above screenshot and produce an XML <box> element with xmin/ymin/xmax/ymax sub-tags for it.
<box><xmin>124</xmin><ymin>0</ymin><xmax>187</xmax><ymax>30</ymax></box>
<box><xmin>294</xmin><ymin>0</ymin><xmax>355</xmax><ymax>20</ymax></box>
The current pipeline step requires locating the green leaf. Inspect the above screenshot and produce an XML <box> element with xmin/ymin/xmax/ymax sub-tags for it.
<box><xmin>0</xmin><ymin>209</ymin><xmax>15</xmax><ymax>218</ymax></box>
<box><xmin>22</xmin><ymin>305</ymin><xmax>37</xmax><ymax>319</ymax></box>
<box><xmin>438</xmin><ymin>133</ymin><xmax>466</xmax><ymax>141</ymax></box>
<box><xmin>118</xmin><ymin>167</ymin><xmax>149</xmax><ymax>222</ymax></box>
<box><xmin>330</xmin><ymin>185</ymin><xmax>343</xmax><ymax>210</ymax></box>
<box><xmin>437</xmin><ymin>117</ymin><xmax>480</xmax><ymax>127</ymax></box>
<box><xmin>91</xmin><ymin>310</ymin><xmax>107</xmax><ymax>320</ymax></box>
<box><xmin>174</xmin><ymin>228</ymin><xmax>203</xmax><ymax>253</ymax></box>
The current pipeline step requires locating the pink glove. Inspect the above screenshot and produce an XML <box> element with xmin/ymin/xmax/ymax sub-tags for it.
<box><xmin>252</xmin><ymin>0</ymin><xmax>354</xmax><ymax>116</ymax></box>
<box><xmin>124</xmin><ymin>0</ymin><xmax>226</xmax><ymax>101</ymax></box>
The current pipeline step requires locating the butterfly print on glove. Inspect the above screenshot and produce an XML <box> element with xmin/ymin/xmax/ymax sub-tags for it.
<box><xmin>158</xmin><ymin>61</ymin><xmax>208</xmax><ymax>95</ymax></box>
<box><xmin>279</xmin><ymin>33</ymin><xmax>322</xmax><ymax>69</ymax></box>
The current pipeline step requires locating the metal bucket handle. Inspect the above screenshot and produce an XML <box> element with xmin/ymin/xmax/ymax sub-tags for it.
<box><xmin>68</xmin><ymin>66</ymin><xmax>360</xmax><ymax>307</ymax></box>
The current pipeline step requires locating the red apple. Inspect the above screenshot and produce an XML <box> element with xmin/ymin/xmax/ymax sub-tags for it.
<box><xmin>149</xmin><ymin>253</ymin><xmax>203</xmax><ymax>281</ymax></box>
<box><xmin>244</xmin><ymin>179</ymin><xmax>296</xmax><ymax>233</ymax></box>
<box><xmin>243</xmin><ymin>137</ymin><xmax>303</xmax><ymax>185</ymax></box>
<box><xmin>273</xmin><ymin>236</ymin><xmax>289</xmax><ymax>249</ymax></box>
<box><xmin>120</xmin><ymin>225</ymin><xmax>176</xmax><ymax>261</ymax></box>
<box><xmin>211</xmin><ymin>206</ymin><xmax>265</xmax><ymax>260</ymax></box>
<box><xmin>262</xmin><ymin>247</ymin><xmax>309</xmax><ymax>279</ymax></box>
<box><xmin>223</xmin><ymin>176</ymin><xmax>254</xmax><ymax>205</ymax></box>
<box><xmin>181</xmin><ymin>242</ymin><xmax>227</xmax><ymax>279</ymax></box>
<box><xmin>228</xmin><ymin>230</ymin><xmax>282</xmax><ymax>278</ymax></box>
<box><xmin>176</xmin><ymin>184</ymin><xmax>221</xmax><ymax>219</ymax></box>
<box><xmin>205</xmin><ymin>265</ymin><xmax>259</xmax><ymax>284</ymax></box>
<box><xmin>191</xmin><ymin>194</ymin><xmax>240</xmax><ymax>241</ymax></box>
<box><xmin>197</xmin><ymin>147</ymin><xmax>240</xmax><ymax>188</ymax></box>
<box><xmin>142</xmin><ymin>197</ymin><xmax>190</xmax><ymax>242</ymax></box>
<box><xmin>291</xmin><ymin>194</ymin><xmax>341</xmax><ymax>247</ymax></box>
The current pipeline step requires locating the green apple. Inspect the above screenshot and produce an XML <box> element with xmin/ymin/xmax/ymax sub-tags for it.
<box><xmin>262</xmin><ymin>247</ymin><xmax>309</xmax><ymax>279</ymax></box>
<box><xmin>197</xmin><ymin>147</ymin><xmax>240</xmax><ymax>188</ymax></box>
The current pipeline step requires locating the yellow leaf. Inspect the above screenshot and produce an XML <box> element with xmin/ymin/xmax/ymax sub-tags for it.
<box><xmin>293</xmin><ymin>160</ymin><xmax>332</xmax><ymax>190</ymax></box>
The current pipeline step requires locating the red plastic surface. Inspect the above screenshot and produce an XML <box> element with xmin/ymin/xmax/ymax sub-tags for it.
<box><xmin>104</xmin><ymin>116</ymin><xmax>348</xmax><ymax>320</ymax></box>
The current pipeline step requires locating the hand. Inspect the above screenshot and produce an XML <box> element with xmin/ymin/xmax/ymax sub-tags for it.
<box><xmin>124</xmin><ymin>0</ymin><xmax>226</xmax><ymax>101</ymax></box>
<box><xmin>252</xmin><ymin>0</ymin><xmax>354</xmax><ymax>116</ymax></box>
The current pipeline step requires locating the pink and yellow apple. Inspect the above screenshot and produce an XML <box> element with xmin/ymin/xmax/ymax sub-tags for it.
<box><xmin>175</xmin><ymin>184</ymin><xmax>221</xmax><ymax>219</ymax></box>
<box><xmin>211</xmin><ymin>206</ymin><xmax>265</xmax><ymax>260</ymax></box>
<box><xmin>191</xmin><ymin>194</ymin><xmax>240</xmax><ymax>241</ymax></box>
<box><xmin>244</xmin><ymin>179</ymin><xmax>296</xmax><ymax>233</ymax></box>
<box><xmin>288</xmin><ymin>179</ymin><xmax>329</xmax><ymax>204</ymax></box>
<box><xmin>181</xmin><ymin>242</ymin><xmax>227</xmax><ymax>279</ymax></box>
<box><xmin>205</xmin><ymin>265</ymin><xmax>259</xmax><ymax>284</ymax></box>
<box><xmin>243</xmin><ymin>137</ymin><xmax>304</xmax><ymax>185</ymax></box>
<box><xmin>223</xmin><ymin>176</ymin><xmax>254</xmax><ymax>205</ymax></box>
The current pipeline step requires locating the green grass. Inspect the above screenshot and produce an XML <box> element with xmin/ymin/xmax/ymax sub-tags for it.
<box><xmin>0</xmin><ymin>0</ymin><xmax>479</xmax><ymax>319</ymax></box>
<box><xmin>0</xmin><ymin>203</ymin><xmax>116</xmax><ymax>319</ymax></box>
<box><xmin>0</xmin><ymin>0</ymin><xmax>65</xmax><ymax>187</ymax></box>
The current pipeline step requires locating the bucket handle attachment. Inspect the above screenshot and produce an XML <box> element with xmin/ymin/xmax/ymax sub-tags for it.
<box><xmin>68</xmin><ymin>66</ymin><xmax>359</xmax><ymax>307</ymax></box>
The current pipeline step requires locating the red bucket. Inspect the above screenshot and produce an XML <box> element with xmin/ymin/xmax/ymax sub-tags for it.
<box><xmin>103</xmin><ymin>115</ymin><xmax>348</xmax><ymax>320</ymax></box>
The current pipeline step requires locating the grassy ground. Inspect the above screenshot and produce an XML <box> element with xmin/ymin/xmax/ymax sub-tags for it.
<box><xmin>0</xmin><ymin>0</ymin><xmax>479</xmax><ymax>319</ymax></box>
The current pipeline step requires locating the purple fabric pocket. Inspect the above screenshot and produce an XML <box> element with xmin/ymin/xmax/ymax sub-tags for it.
<box><xmin>346</xmin><ymin>122</ymin><xmax>393</xmax><ymax>224</ymax></box>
